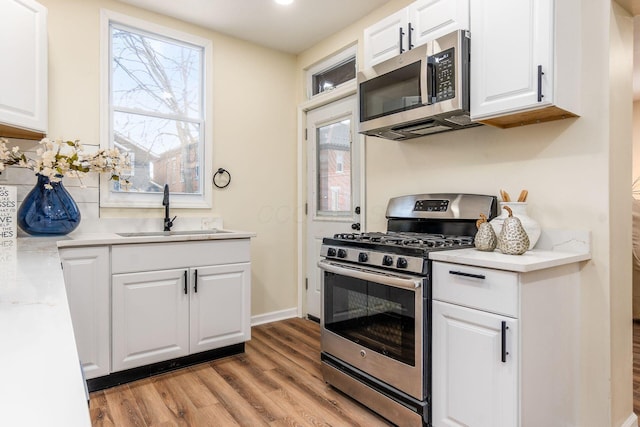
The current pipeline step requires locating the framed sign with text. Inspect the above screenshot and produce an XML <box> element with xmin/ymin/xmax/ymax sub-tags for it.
<box><xmin>0</xmin><ymin>185</ymin><xmax>17</xmax><ymax>242</ymax></box>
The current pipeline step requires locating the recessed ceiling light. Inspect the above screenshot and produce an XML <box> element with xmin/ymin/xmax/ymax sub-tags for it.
<box><xmin>275</xmin><ymin>0</ymin><xmax>294</xmax><ymax>5</ymax></box>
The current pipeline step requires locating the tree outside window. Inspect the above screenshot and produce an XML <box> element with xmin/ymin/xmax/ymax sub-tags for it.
<box><xmin>101</xmin><ymin>11</ymin><xmax>212</xmax><ymax>208</ymax></box>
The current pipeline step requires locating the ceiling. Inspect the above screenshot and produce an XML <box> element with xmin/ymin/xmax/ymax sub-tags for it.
<box><xmin>116</xmin><ymin>0</ymin><xmax>391</xmax><ymax>54</ymax></box>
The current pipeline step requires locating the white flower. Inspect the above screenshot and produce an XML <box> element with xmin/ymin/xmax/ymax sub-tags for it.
<box><xmin>0</xmin><ymin>137</ymin><xmax>131</xmax><ymax>189</ymax></box>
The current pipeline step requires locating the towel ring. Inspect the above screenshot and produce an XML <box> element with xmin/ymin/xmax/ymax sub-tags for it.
<box><xmin>213</xmin><ymin>168</ymin><xmax>231</xmax><ymax>188</ymax></box>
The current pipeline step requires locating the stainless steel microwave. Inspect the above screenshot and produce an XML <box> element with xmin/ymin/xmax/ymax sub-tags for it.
<box><xmin>358</xmin><ymin>30</ymin><xmax>480</xmax><ymax>140</ymax></box>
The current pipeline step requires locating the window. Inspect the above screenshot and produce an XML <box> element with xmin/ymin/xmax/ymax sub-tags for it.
<box><xmin>100</xmin><ymin>10</ymin><xmax>212</xmax><ymax>208</ymax></box>
<box><xmin>306</xmin><ymin>45</ymin><xmax>357</xmax><ymax>99</ymax></box>
<box><xmin>335</xmin><ymin>152</ymin><xmax>344</xmax><ymax>173</ymax></box>
<box><xmin>316</xmin><ymin>118</ymin><xmax>352</xmax><ymax>215</ymax></box>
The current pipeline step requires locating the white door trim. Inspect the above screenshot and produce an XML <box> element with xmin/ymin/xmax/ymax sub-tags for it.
<box><xmin>296</xmin><ymin>80</ymin><xmax>366</xmax><ymax>317</ymax></box>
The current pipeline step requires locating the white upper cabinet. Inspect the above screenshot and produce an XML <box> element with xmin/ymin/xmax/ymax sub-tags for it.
<box><xmin>470</xmin><ymin>0</ymin><xmax>580</xmax><ymax>127</ymax></box>
<box><xmin>364</xmin><ymin>8</ymin><xmax>408</xmax><ymax>69</ymax></box>
<box><xmin>363</xmin><ymin>0</ymin><xmax>469</xmax><ymax>69</ymax></box>
<box><xmin>0</xmin><ymin>0</ymin><xmax>47</xmax><ymax>137</ymax></box>
<box><xmin>409</xmin><ymin>0</ymin><xmax>469</xmax><ymax>49</ymax></box>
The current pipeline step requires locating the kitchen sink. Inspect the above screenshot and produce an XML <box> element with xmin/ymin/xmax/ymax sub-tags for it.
<box><xmin>116</xmin><ymin>229</ymin><xmax>230</xmax><ymax>237</ymax></box>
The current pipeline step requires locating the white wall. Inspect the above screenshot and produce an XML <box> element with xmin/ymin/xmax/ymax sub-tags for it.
<box><xmin>297</xmin><ymin>0</ymin><xmax>632</xmax><ymax>425</ymax></box>
<box><xmin>6</xmin><ymin>0</ymin><xmax>300</xmax><ymax>318</ymax></box>
<box><xmin>610</xmin><ymin>3</ymin><xmax>634</xmax><ymax>425</ymax></box>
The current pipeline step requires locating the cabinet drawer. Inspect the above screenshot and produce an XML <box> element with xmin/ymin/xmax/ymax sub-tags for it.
<box><xmin>112</xmin><ymin>239</ymin><xmax>251</xmax><ymax>274</ymax></box>
<box><xmin>432</xmin><ymin>262</ymin><xmax>519</xmax><ymax>317</ymax></box>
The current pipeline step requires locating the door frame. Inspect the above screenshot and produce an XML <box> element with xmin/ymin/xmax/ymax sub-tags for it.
<box><xmin>296</xmin><ymin>81</ymin><xmax>366</xmax><ymax>318</ymax></box>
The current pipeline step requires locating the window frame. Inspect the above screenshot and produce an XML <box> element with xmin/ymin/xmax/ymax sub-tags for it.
<box><xmin>306</xmin><ymin>44</ymin><xmax>357</xmax><ymax>100</ymax></box>
<box><xmin>99</xmin><ymin>9</ymin><xmax>213</xmax><ymax>208</ymax></box>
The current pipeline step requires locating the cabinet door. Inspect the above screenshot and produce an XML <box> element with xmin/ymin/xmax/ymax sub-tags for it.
<box><xmin>59</xmin><ymin>246</ymin><xmax>110</xmax><ymax>379</ymax></box>
<box><xmin>470</xmin><ymin>0</ymin><xmax>553</xmax><ymax>120</ymax></box>
<box><xmin>432</xmin><ymin>300</ymin><xmax>518</xmax><ymax>427</ymax></box>
<box><xmin>0</xmin><ymin>0</ymin><xmax>47</xmax><ymax>133</ymax></box>
<box><xmin>190</xmin><ymin>263</ymin><xmax>251</xmax><ymax>353</ymax></box>
<box><xmin>112</xmin><ymin>269</ymin><xmax>189</xmax><ymax>371</ymax></box>
<box><xmin>363</xmin><ymin>8</ymin><xmax>408</xmax><ymax>69</ymax></box>
<box><xmin>409</xmin><ymin>0</ymin><xmax>469</xmax><ymax>48</ymax></box>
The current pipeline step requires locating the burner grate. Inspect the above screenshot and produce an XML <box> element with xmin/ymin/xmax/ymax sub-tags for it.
<box><xmin>332</xmin><ymin>231</ymin><xmax>474</xmax><ymax>249</ymax></box>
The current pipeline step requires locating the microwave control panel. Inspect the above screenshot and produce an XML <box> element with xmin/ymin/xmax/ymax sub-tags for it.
<box><xmin>429</xmin><ymin>47</ymin><xmax>456</xmax><ymax>103</ymax></box>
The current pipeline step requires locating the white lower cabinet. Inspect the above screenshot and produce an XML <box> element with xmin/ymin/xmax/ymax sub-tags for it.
<box><xmin>190</xmin><ymin>263</ymin><xmax>251</xmax><ymax>354</ymax></box>
<box><xmin>111</xmin><ymin>262</ymin><xmax>251</xmax><ymax>372</ymax></box>
<box><xmin>112</xmin><ymin>268</ymin><xmax>190</xmax><ymax>371</ymax></box>
<box><xmin>432</xmin><ymin>260</ymin><xmax>580</xmax><ymax>427</ymax></box>
<box><xmin>59</xmin><ymin>246</ymin><xmax>110</xmax><ymax>380</ymax></box>
<box><xmin>60</xmin><ymin>238</ymin><xmax>252</xmax><ymax>380</ymax></box>
<box><xmin>111</xmin><ymin>240</ymin><xmax>252</xmax><ymax>372</ymax></box>
<box><xmin>432</xmin><ymin>300</ymin><xmax>518</xmax><ymax>427</ymax></box>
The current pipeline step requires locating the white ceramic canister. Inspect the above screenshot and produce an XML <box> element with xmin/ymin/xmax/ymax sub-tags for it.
<box><xmin>489</xmin><ymin>202</ymin><xmax>541</xmax><ymax>250</ymax></box>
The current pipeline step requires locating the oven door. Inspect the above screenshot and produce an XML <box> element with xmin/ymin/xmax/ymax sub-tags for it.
<box><xmin>319</xmin><ymin>259</ymin><xmax>426</xmax><ymax>400</ymax></box>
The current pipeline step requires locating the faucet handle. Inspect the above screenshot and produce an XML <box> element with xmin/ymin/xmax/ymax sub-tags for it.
<box><xmin>164</xmin><ymin>216</ymin><xmax>177</xmax><ymax>231</ymax></box>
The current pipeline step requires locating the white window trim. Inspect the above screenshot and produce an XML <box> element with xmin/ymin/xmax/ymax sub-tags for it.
<box><xmin>99</xmin><ymin>9</ymin><xmax>213</xmax><ymax>209</ymax></box>
<box><xmin>306</xmin><ymin>44</ymin><xmax>357</xmax><ymax>100</ymax></box>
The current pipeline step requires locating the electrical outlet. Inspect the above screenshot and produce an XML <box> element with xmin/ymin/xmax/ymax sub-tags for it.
<box><xmin>201</xmin><ymin>217</ymin><xmax>222</xmax><ymax>230</ymax></box>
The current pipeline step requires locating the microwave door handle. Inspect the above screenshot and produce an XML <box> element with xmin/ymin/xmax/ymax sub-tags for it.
<box><xmin>427</xmin><ymin>56</ymin><xmax>437</xmax><ymax>105</ymax></box>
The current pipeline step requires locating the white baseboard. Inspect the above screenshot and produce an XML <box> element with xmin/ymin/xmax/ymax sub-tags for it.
<box><xmin>251</xmin><ymin>307</ymin><xmax>298</xmax><ymax>326</ymax></box>
<box><xmin>621</xmin><ymin>413</ymin><xmax>639</xmax><ymax>427</ymax></box>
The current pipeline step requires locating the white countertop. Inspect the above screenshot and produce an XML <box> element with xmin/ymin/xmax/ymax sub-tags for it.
<box><xmin>56</xmin><ymin>229</ymin><xmax>256</xmax><ymax>248</ymax></box>
<box><xmin>429</xmin><ymin>248</ymin><xmax>591</xmax><ymax>272</ymax></box>
<box><xmin>0</xmin><ymin>238</ymin><xmax>91</xmax><ymax>427</ymax></box>
<box><xmin>429</xmin><ymin>230</ymin><xmax>592</xmax><ymax>272</ymax></box>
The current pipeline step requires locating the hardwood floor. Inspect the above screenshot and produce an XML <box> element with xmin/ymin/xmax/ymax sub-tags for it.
<box><xmin>89</xmin><ymin>318</ymin><xmax>393</xmax><ymax>426</ymax></box>
<box><xmin>635</xmin><ymin>320</ymin><xmax>640</xmax><ymax>415</ymax></box>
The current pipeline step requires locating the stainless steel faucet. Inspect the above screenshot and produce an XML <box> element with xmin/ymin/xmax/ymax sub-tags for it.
<box><xmin>163</xmin><ymin>184</ymin><xmax>176</xmax><ymax>231</ymax></box>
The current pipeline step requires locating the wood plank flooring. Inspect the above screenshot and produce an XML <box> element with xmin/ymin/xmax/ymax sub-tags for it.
<box><xmin>635</xmin><ymin>320</ymin><xmax>640</xmax><ymax>416</ymax></box>
<box><xmin>89</xmin><ymin>317</ymin><xmax>393</xmax><ymax>426</ymax></box>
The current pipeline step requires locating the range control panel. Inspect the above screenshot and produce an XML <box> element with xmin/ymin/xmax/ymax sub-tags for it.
<box><xmin>414</xmin><ymin>199</ymin><xmax>449</xmax><ymax>212</ymax></box>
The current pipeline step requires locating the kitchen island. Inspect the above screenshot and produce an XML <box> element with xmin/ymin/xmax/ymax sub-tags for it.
<box><xmin>0</xmin><ymin>237</ymin><xmax>91</xmax><ymax>427</ymax></box>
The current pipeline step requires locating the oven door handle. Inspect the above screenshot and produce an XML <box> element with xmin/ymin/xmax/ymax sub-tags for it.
<box><xmin>318</xmin><ymin>260</ymin><xmax>422</xmax><ymax>290</ymax></box>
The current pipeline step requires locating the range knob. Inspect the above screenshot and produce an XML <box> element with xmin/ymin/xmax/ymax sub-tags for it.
<box><xmin>382</xmin><ymin>255</ymin><xmax>394</xmax><ymax>266</ymax></box>
<box><xmin>358</xmin><ymin>252</ymin><xmax>368</xmax><ymax>263</ymax></box>
<box><xmin>396</xmin><ymin>257</ymin><xmax>408</xmax><ymax>269</ymax></box>
<box><xmin>326</xmin><ymin>247</ymin><xmax>336</xmax><ymax>257</ymax></box>
<box><xmin>337</xmin><ymin>249</ymin><xmax>347</xmax><ymax>258</ymax></box>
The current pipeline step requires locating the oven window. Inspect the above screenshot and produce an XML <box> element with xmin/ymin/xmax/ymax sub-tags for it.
<box><xmin>324</xmin><ymin>271</ymin><xmax>416</xmax><ymax>366</ymax></box>
<box><xmin>359</xmin><ymin>61</ymin><xmax>422</xmax><ymax>122</ymax></box>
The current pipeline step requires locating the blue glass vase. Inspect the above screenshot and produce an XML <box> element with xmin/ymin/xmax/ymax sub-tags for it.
<box><xmin>17</xmin><ymin>174</ymin><xmax>81</xmax><ymax>236</ymax></box>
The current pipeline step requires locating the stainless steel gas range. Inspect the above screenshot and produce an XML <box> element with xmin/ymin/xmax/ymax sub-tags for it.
<box><xmin>318</xmin><ymin>193</ymin><xmax>498</xmax><ymax>427</ymax></box>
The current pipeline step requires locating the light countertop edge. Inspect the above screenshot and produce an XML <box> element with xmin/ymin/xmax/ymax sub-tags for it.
<box><xmin>429</xmin><ymin>248</ymin><xmax>592</xmax><ymax>273</ymax></box>
<box><xmin>56</xmin><ymin>229</ymin><xmax>256</xmax><ymax>248</ymax></box>
<box><xmin>0</xmin><ymin>238</ymin><xmax>91</xmax><ymax>427</ymax></box>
